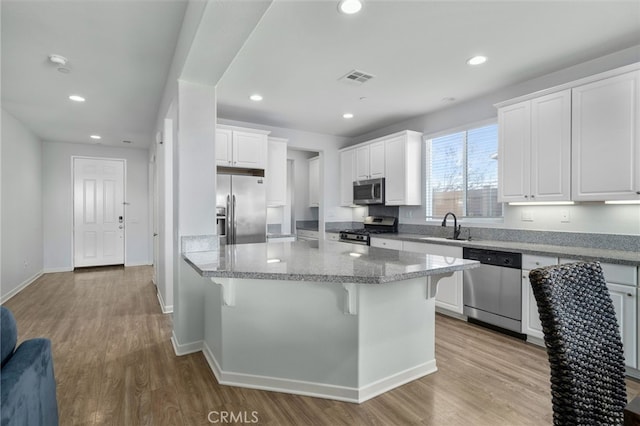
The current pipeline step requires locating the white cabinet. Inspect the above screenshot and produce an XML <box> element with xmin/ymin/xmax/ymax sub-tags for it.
<box><xmin>498</xmin><ymin>90</ymin><xmax>571</xmax><ymax>202</ymax></box>
<box><xmin>308</xmin><ymin>156</ymin><xmax>320</xmax><ymax>207</ymax></box>
<box><xmin>216</xmin><ymin>126</ymin><xmax>269</xmax><ymax>169</ymax></box>
<box><xmin>325</xmin><ymin>232</ymin><xmax>340</xmax><ymax>242</ymax></box>
<box><xmin>384</xmin><ymin>131</ymin><xmax>422</xmax><ymax>205</ymax></box>
<box><xmin>355</xmin><ymin>141</ymin><xmax>385</xmax><ymax>180</ymax></box>
<box><xmin>370</xmin><ymin>237</ymin><xmax>403</xmax><ymax>250</ymax></box>
<box><xmin>296</xmin><ymin>229</ymin><xmax>319</xmax><ymax>240</ymax></box>
<box><xmin>267</xmin><ymin>137</ymin><xmax>287</xmax><ymax>207</ymax></box>
<box><xmin>571</xmin><ymin>70</ymin><xmax>640</xmax><ymax>201</ymax></box>
<box><xmin>216</xmin><ymin>128</ymin><xmax>233</xmax><ymax>166</ymax></box>
<box><xmin>340</xmin><ymin>149</ymin><xmax>356</xmax><ymax>206</ymax></box>
<box><xmin>341</xmin><ymin>130</ymin><xmax>423</xmax><ymax>206</ymax></box>
<box><xmin>521</xmin><ymin>254</ymin><xmax>558</xmax><ymax>344</ymax></box>
<box><xmin>403</xmin><ymin>241</ymin><xmax>464</xmax><ymax>315</ymax></box>
<box><xmin>560</xmin><ymin>259</ymin><xmax>638</xmax><ymax>368</ymax></box>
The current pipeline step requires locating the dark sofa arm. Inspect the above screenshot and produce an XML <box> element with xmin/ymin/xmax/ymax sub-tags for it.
<box><xmin>0</xmin><ymin>338</ymin><xmax>59</xmax><ymax>426</ymax></box>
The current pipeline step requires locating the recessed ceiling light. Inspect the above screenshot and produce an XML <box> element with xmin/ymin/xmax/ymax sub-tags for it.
<box><xmin>343</xmin><ymin>113</ymin><xmax>354</xmax><ymax>119</ymax></box>
<box><xmin>467</xmin><ymin>55</ymin><xmax>487</xmax><ymax>66</ymax></box>
<box><xmin>249</xmin><ymin>94</ymin><xmax>263</xmax><ymax>102</ymax></box>
<box><xmin>69</xmin><ymin>95</ymin><xmax>85</xmax><ymax>102</ymax></box>
<box><xmin>338</xmin><ymin>0</ymin><xmax>363</xmax><ymax>14</ymax></box>
<box><xmin>90</xmin><ymin>135</ymin><xmax>101</xmax><ymax>140</ymax></box>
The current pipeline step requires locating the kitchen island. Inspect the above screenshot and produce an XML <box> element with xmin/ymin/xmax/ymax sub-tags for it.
<box><xmin>183</xmin><ymin>240</ymin><xmax>478</xmax><ymax>403</ymax></box>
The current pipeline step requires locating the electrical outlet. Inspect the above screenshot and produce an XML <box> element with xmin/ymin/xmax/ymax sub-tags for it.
<box><xmin>521</xmin><ymin>210</ymin><xmax>533</xmax><ymax>222</ymax></box>
<box><xmin>560</xmin><ymin>209</ymin><xmax>570</xmax><ymax>223</ymax></box>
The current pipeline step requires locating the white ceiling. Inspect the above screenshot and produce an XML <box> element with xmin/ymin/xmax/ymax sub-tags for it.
<box><xmin>1</xmin><ymin>0</ymin><xmax>188</xmax><ymax>149</ymax></box>
<box><xmin>2</xmin><ymin>1</ymin><xmax>639</xmax><ymax>150</ymax></box>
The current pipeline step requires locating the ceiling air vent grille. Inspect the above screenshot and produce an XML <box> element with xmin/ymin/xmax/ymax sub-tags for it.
<box><xmin>339</xmin><ymin>69</ymin><xmax>375</xmax><ymax>85</ymax></box>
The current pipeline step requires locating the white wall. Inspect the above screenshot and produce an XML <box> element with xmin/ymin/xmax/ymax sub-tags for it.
<box><xmin>1</xmin><ymin>109</ymin><xmax>43</xmax><ymax>301</ymax></box>
<box><xmin>42</xmin><ymin>141</ymin><xmax>151</xmax><ymax>271</ymax></box>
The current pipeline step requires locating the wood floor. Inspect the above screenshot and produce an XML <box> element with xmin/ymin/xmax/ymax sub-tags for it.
<box><xmin>4</xmin><ymin>266</ymin><xmax>639</xmax><ymax>425</ymax></box>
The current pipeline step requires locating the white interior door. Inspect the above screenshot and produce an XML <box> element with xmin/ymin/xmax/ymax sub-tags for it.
<box><xmin>74</xmin><ymin>158</ymin><xmax>125</xmax><ymax>267</ymax></box>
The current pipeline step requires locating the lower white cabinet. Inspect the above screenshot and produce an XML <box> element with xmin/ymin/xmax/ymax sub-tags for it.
<box><xmin>521</xmin><ymin>255</ymin><xmax>558</xmax><ymax>344</ymax></box>
<box><xmin>403</xmin><ymin>241</ymin><xmax>464</xmax><ymax>315</ymax></box>
<box><xmin>297</xmin><ymin>229</ymin><xmax>319</xmax><ymax>241</ymax></box>
<box><xmin>369</xmin><ymin>237</ymin><xmax>403</xmax><ymax>250</ymax></box>
<box><xmin>325</xmin><ymin>232</ymin><xmax>340</xmax><ymax>241</ymax></box>
<box><xmin>560</xmin><ymin>259</ymin><xmax>638</xmax><ymax>369</ymax></box>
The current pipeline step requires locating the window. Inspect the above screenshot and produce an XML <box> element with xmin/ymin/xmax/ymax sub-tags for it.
<box><xmin>425</xmin><ymin>123</ymin><xmax>502</xmax><ymax>219</ymax></box>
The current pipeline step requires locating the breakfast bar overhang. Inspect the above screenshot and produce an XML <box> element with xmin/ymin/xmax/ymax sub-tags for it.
<box><xmin>183</xmin><ymin>240</ymin><xmax>478</xmax><ymax>403</ymax></box>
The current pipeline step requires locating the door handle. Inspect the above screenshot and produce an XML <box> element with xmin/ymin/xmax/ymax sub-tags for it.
<box><xmin>232</xmin><ymin>195</ymin><xmax>237</xmax><ymax>244</ymax></box>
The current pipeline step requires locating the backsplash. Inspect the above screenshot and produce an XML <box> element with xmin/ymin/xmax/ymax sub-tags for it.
<box><xmin>396</xmin><ymin>223</ymin><xmax>639</xmax><ymax>252</ymax></box>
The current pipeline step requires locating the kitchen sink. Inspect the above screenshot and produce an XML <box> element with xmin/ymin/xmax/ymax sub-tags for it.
<box><xmin>418</xmin><ymin>236</ymin><xmax>471</xmax><ymax>243</ymax></box>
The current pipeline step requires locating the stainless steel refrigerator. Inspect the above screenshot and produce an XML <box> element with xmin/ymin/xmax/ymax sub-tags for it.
<box><xmin>216</xmin><ymin>173</ymin><xmax>267</xmax><ymax>244</ymax></box>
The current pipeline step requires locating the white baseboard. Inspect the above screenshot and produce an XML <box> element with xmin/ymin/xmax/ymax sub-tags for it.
<box><xmin>170</xmin><ymin>331</ymin><xmax>202</xmax><ymax>356</ymax></box>
<box><xmin>156</xmin><ymin>289</ymin><xmax>173</xmax><ymax>314</ymax></box>
<box><xmin>1</xmin><ymin>271</ymin><xmax>43</xmax><ymax>304</ymax></box>
<box><xmin>43</xmin><ymin>266</ymin><xmax>73</xmax><ymax>273</ymax></box>
<box><xmin>201</xmin><ymin>341</ymin><xmax>436</xmax><ymax>404</ymax></box>
<box><xmin>124</xmin><ymin>261</ymin><xmax>153</xmax><ymax>267</ymax></box>
<box><xmin>626</xmin><ymin>366</ymin><xmax>640</xmax><ymax>380</ymax></box>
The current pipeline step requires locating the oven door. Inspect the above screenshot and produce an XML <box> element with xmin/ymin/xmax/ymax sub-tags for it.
<box><xmin>353</xmin><ymin>178</ymin><xmax>384</xmax><ymax>205</ymax></box>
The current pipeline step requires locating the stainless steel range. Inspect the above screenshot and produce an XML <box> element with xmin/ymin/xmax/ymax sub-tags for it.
<box><xmin>339</xmin><ymin>216</ymin><xmax>398</xmax><ymax>245</ymax></box>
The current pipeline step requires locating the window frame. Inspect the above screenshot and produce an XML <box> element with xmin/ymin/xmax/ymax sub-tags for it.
<box><xmin>423</xmin><ymin>119</ymin><xmax>503</xmax><ymax>223</ymax></box>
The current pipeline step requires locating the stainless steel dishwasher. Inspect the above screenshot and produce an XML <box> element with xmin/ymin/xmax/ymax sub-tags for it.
<box><xmin>463</xmin><ymin>247</ymin><xmax>525</xmax><ymax>338</ymax></box>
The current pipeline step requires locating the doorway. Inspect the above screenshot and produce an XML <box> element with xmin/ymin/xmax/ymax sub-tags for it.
<box><xmin>73</xmin><ymin>157</ymin><xmax>126</xmax><ymax>268</ymax></box>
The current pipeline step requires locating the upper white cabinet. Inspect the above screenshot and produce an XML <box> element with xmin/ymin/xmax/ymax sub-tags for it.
<box><xmin>267</xmin><ymin>137</ymin><xmax>287</xmax><ymax>207</ymax></box>
<box><xmin>340</xmin><ymin>130</ymin><xmax>423</xmax><ymax>206</ymax></box>
<box><xmin>308</xmin><ymin>156</ymin><xmax>320</xmax><ymax>207</ymax></box>
<box><xmin>385</xmin><ymin>131</ymin><xmax>422</xmax><ymax>205</ymax></box>
<box><xmin>498</xmin><ymin>90</ymin><xmax>571</xmax><ymax>202</ymax></box>
<box><xmin>355</xmin><ymin>141</ymin><xmax>385</xmax><ymax>180</ymax></box>
<box><xmin>216</xmin><ymin>125</ymin><xmax>269</xmax><ymax>169</ymax></box>
<box><xmin>571</xmin><ymin>70</ymin><xmax>640</xmax><ymax>201</ymax></box>
<box><xmin>340</xmin><ymin>149</ymin><xmax>356</xmax><ymax>206</ymax></box>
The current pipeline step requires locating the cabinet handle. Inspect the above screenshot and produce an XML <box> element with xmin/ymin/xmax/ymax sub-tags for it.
<box><xmin>524</xmin><ymin>195</ymin><xmax>529</xmax><ymax>199</ymax></box>
<box><xmin>531</xmin><ymin>195</ymin><xmax>535</xmax><ymax>198</ymax></box>
<box><xmin>636</xmin><ymin>191</ymin><xmax>640</xmax><ymax>195</ymax></box>
<box><xmin>535</xmin><ymin>262</ymin><xmax>540</xmax><ymax>265</ymax></box>
<box><xmin>628</xmin><ymin>293</ymin><xmax>633</xmax><ymax>297</ymax></box>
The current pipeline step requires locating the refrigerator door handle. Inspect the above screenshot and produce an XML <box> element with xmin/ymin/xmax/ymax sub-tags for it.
<box><xmin>232</xmin><ymin>195</ymin><xmax>237</xmax><ymax>245</ymax></box>
<box><xmin>226</xmin><ymin>195</ymin><xmax>232</xmax><ymax>244</ymax></box>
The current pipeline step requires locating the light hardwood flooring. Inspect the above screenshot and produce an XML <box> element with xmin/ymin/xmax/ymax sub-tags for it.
<box><xmin>4</xmin><ymin>266</ymin><xmax>639</xmax><ymax>425</ymax></box>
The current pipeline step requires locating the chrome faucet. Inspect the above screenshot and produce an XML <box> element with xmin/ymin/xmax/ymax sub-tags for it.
<box><xmin>441</xmin><ymin>212</ymin><xmax>461</xmax><ymax>240</ymax></box>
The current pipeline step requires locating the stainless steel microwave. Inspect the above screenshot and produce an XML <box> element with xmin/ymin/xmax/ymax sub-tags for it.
<box><xmin>353</xmin><ymin>178</ymin><xmax>385</xmax><ymax>205</ymax></box>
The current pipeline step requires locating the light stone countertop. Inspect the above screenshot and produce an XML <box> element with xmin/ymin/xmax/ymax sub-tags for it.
<box><xmin>370</xmin><ymin>234</ymin><xmax>640</xmax><ymax>266</ymax></box>
<box><xmin>183</xmin><ymin>240</ymin><xmax>478</xmax><ymax>284</ymax></box>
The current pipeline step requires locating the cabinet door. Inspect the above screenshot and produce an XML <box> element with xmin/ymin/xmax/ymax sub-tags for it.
<box><xmin>530</xmin><ymin>90</ymin><xmax>571</xmax><ymax>201</ymax></box>
<box><xmin>355</xmin><ymin>145</ymin><xmax>370</xmax><ymax>180</ymax></box>
<box><xmin>340</xmin><ymin>149</ymin><xmax>356</xmax><ymax>206</ymax></box>
<box><xmin>385</xmin><ymin>135</ymin><xmax>405</xmax><ymax>205</ymax></box>
<box><xmin>403</xmin><ymin>241</ymin><xmax>464</xmax><ymax>314</ymax></box>
<box><xmin>215</xmin><ymin>128</ymin><xmax>233</xmax><ymax>166</ymax></box>
<box><xmin>498</xmin><ymin>101</ymin><xmax>531</xmax><ymax>202</ymax></box>
<box><xmin>267</xmin><ymin>139</ymin><xmax>287</xmax><ymax>206</ymax></box>
<box><xmin>572</xmin><ymin>71</ymin><xmax>640</xmax><ymax>201</ymax></box>
<box><xmin>370</xmin><ymin>237</ymin><xmax>403</xmax><ymax>250</ymax></box>
<box><xmin>233</xmin><ymin>131</ymin><xmax>267</xmax><ymax>169</ymax></box>
<box><xmin>369</xmin><ymin>141</ymin><xmax>386</xmax><ymax>178</ymax></box>
<box><xmin>607</xmin><ymin>283</ymin><xmax>637</xmax><ymax>369</ymax></box>
<box><xmin>521</xmin><ymin>271</ymin><xmax>544</xmax><ymax>342</ymax></box>
<box><xmin>308</xmin><ymin>157</ymin><xmax>320</xmax><ymax>207</ymax></box>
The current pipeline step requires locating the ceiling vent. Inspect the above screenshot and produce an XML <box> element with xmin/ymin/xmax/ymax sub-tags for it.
<box><xmin>339</xmin><ymin>69</ymin><xmax>375</xmax><ymax>85</ymax></box>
